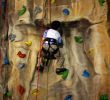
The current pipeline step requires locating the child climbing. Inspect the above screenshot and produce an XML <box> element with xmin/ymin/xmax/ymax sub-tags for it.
<box><xmin>37</xmin><ymin>21</ymin><xmax>69</xmax><ymax>80</ymax></box>
<box><xmin>42</xmin><ymin>20</ymin><xmax>63</xmax><ymax>59</ymax></box>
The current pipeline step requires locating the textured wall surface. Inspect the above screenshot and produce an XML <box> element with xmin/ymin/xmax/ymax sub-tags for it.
<box><xmin>0</xmin><ymin>0</ymin><xmax>110</xmax><ymax>100</ymax></box>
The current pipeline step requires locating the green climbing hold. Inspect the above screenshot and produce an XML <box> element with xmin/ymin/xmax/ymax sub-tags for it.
<box><xmin>74</xmin><ymin>36</ymin><xmax>83</xmax><ymax>43</ymax></box>
<box><xmin>98</xmin><ymin>0</ymin><xmax>105</xmax><ymax>6</ymax></box>
<box><xmin>100</xmin><ymin>94</ymin><xmax>108</xmax><ymax>100</ymax></box>
<box><xmin>18</xmin><ymin>5</ymin><xmax>26</xmax><ymax>16</ymax></box>
<box><xmin>6</xmin><ymin>92</ymin><xmax>12</xmax><ymax>97</ymax></box>
<box><xmin>4</xmin><ymin>91</ymin><xmax>12</xmax><ymax>97</ymax></box>
<box><xmin>56</xmin><ymin>68</ymin><xmax>69</xmax><ymax>80</ymax></box>
<box><xmin>61</xmin><ymin>69</ymin><xmax>69</xmax><ymax>80</ymax></box>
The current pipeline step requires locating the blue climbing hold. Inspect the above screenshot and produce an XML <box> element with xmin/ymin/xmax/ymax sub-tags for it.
<box><xmin>8</xmin><ymin>34</ymin><xmax>16</xmax><ymax>42</ymax></box>
<box><xmin>4</xmin><ymin>56</ymin><xmax>9</xmax><ymax>65</ymax></box>
<box><xmin>64</xmin><ymin>95</ymin><xmax>72</xmax><ymax>100</ymax></box>
<box><xmin>82</xmin><ymin>70</ymin><xmax>90</xmax><ymax>78</ymax></box>
<box><xmin>63</xmin><ymin>9</ymin><xmax>70</xmax><ymax>16</ymax></box>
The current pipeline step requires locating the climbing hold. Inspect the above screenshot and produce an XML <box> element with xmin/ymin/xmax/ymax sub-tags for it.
<box><xmin>25</xmin><ymin>41</ymin><xmax>32</xmax><ymax>46</ymax></box>
<box><xmin>88</xmin><ymin>48</ymin><xmax>94</xmax><ymax>56</ymax></box>
<box><xmin>98</xmin><ymin>0</ymin><xmax>105</xmax><ymax>6</ymax></box>
<box><xmin>63</xmin><ymin>9</ymin><xmax>70</xmax><ymax>16</ymax></box>
<box><xmin>64</xmin><ymin>95</ymin><xmax>72</xmax><ymax>100</ymax></box>
<box><xmin>31</xmin><ymin>89</ymin><xmax>39</xmax><ymax>95</ymax></box>
<box><xmin>100</xmin><ymin>94</ymin><xmax>108</xmax><ymax>100</ymax></box>
<box><xmin>8</xmin><ymin>34</ymin><xmax>16</xmax><ymax>42</ymax></box>
<box><xmin>74</xmin><ymin>36</ymin><xmax>83</xmax><ymax>43</ymax></box>
<box><xmin>34</xmin><ymin>6</ymin><xmax>42</xmax><ymax>15</ymax></box>
<box><xmin>5</xmin><ymin>91</ymin><xmax>12</xmax><ymax>97</ymax></box>
<box><xmin>56</xmin><ymin>68</ymin><xmax>67</xmax><ymax>75</ymax></box>
<box><xmin>4</xmin><ymin>89</ymin><xmax>12</xmax><ymax>97</ymax></box>
<box><xmin>51</xmin><ymin>0</ymin><xmax>56</xmax><ymax>4</ymax></box>
<box><xmin>17</xmin><ymin>51</ymin><xmax>26</xmax><ymax>58</ymax></box>
<box><xmin>17</xmin><ymin>62</ymin><xmax>25</xmax><ymax>69</ymax></box>
<box><xmin>56</xmin><ymin>68</ymin><xmax>69</xmax><ymax>80</ymax></box>
<box><xmin>18</xmin><ymin>5</ymin><xmax>26</xmax><ymax>16</ymax></box>
<box><xmin>4</xmin><ymin>56</ymin><xmax>9</xmax><ymax>65</ymax></box>
<box><xmin>82</xmin><ymin>70</ymin><xmax>90</xmax><ymax>78</ymax></box>
<box><xmin>17</xmin><ymin>85</ymin><xmax>25</xmax><ymax>95</ymax></box>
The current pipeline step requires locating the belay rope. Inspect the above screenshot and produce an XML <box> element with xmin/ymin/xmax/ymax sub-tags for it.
<box><xmin>36</xmin><ymin>0</ymin><xmax>52</xmax><ymax>100</ymax></box>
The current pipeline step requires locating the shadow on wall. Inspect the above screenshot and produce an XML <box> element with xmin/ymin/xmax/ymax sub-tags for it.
<box><xmin>107</xmin><ymin>0</ymin><xmax>110</xmax><ymax>37</ymax></box>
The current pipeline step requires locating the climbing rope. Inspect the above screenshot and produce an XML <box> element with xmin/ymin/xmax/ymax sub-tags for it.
<box><xmin>46</xmin><ymin>0</ymin><xmax>52</xmax><ymax>99</ymax></box>
<box><xmin>36</xmin><ymin>0</ymin><xmax>52</xmax><ymax>99</ymax></box>
<box><xmin>36</xmin><ymin>0</ymin><xmax>48</xmax><ymax>99</ymax></box>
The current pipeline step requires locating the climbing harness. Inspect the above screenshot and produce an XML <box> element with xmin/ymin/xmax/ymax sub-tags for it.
<box><xmin>42</xmin><ymin>38</ymin><xmax>59</xmax><ymax>59</ymax></box>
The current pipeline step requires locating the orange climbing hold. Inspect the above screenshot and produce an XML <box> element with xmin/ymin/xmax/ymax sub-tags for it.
<box><xmin>17</xmin><ymin>85</ymin><xmax>25</xmax><ymax>95</ymax></box>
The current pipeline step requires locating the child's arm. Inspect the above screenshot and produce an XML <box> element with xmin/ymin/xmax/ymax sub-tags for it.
<box><xmin>58</xmin><ymin>37</ymin><xmax>63</xmax><ymax>48</ymax></box>
<box><xmin>42</xmin><ymin>30</ymin><xmax>48</xmax><ymax>41</ymax></box>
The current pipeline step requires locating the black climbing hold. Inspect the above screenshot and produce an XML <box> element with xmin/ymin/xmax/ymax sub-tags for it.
<box><xmin>8</xmin><ymin>34</ymin><xmax>16</xmax><ymax>42</ymax></box>
<box><xmin>56</xmin><ymin>68</ymin><xmax>67</xmax><ymax>75</ymax></box>
<box><xmin>17</xmin><ymin>63</ymin><xmax>25</xmax><ymax>69</ymax></box>
<box><xmin>51</xmin><ymin>21</ymin><xmax>61</xmax><ymax>30</ymax></box>
<box><xmin>34</xmin><ymin>6</ymin><xmax>42</xmax><ymax>15</ymax></box>
<box><xmin>63</xmin><ymin>9</ymin><xmax>70</xmax><ymax>16</ymax></box>
<box><xmin>64</xmin><ymin>95</ymin><xmax>72</xmax><ymax>100</ymax></box>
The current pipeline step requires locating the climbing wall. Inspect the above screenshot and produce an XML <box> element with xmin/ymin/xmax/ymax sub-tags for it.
<box><xmin>0</xmin><ymin>0</ymin><xmax>110</xmax><ymax>100</ymax></box>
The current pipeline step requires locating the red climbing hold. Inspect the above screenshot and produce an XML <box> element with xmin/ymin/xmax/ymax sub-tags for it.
<box><xmin>17</xmin><ymin>51</ymin><xmax>26</xmax><ymax>58</ymax></box>
<box><xmin>17</xmin><ymin>85</ymin><xmax>25</xmax><ymax>95</ymax></box>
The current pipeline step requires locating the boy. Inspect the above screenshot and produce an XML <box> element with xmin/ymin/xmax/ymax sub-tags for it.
<box><xmin>42</xmin><ymin>21</ymin><xmax>63</xmax><ymax>59</ymax></box>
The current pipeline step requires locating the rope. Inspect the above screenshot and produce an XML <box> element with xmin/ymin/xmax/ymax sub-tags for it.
<box><xmin>46</xmin><ymin>0</ymin><xmax>51</xmax><ymax>99</ymax></box>
<box><xmin>36</xmin><ymin>0</ymin><xmax>48</xmax><ymax>99</ymax></box>
<box><xmin>49</xmin><ymin>0</ymin><xmax>51</xmax><ymax>23</ymax></box>
<box><xmin>36</xmin><ymin>0</ymin><xmax>52</xmax><ymax>99</ymax></box>
<box><xmin>46</xmin><ymin>60</ymin><xmax>49</xmax><ymax>100</ymax></box>
<box><xmin>36</xmin><ymin>22</ymin><xmax>44</xmax><ymax>100</ymax></box>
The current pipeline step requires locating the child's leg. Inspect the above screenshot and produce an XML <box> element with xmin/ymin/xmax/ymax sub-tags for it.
<box><xmin>56</xmin><ymin>56</ymin><xmax>65</xmax><ymax>68</ymax></box>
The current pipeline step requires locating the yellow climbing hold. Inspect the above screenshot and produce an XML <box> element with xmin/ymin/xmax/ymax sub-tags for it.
<box><xmin>51</xmin><ymin>0</ymin><xmax>55</xmax><ymax>4</ymax></box>
<box><xmin>88</xmin><ymin>48</ymin><xmax>94</xmax><ymax>56</ymax></box>
<box><xmin>31</xmin><ymin>89</ymin><xmax>39</xmax><ymax>95</ymax></box>
<box><xmin>25</xmin><ymin>41</ymin><xmax>32</xmax><ymax>46</ymax></box>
